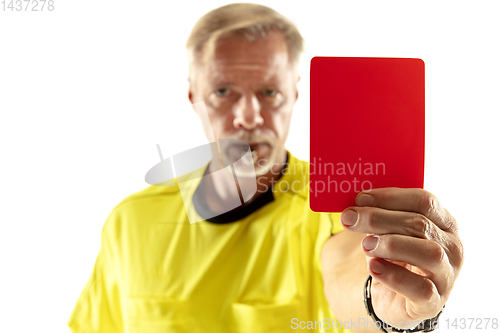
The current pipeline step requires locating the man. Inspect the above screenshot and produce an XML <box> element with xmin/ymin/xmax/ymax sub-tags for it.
<box><xmin>68</xmin><ymin>3</ymin><xmax>464</xmax><ymax>333</ymax></box>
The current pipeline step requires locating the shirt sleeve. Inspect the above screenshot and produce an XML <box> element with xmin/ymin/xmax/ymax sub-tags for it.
<box><xmin>313</xmin><ymin>212</ymin><xmax>345</xmax><ymax>276</ymax></box>
<box><xmin>309</xmin><ymin>211</ymin><xmax>351</xmax><ymax>332</ymax></box>
<box><xmin>68</xmin><ymin>212</ymin><xmax>124</xmax><ymax>333</ymax></box>
<box><xmin>329</xmin><ymin>212</ymin><xmax>345</xmax><ymax>235</ymax></box>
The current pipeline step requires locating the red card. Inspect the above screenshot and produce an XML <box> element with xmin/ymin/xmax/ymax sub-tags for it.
<box><xmin>310</xmin><ymin>57</ymin><xmax>425</xmax><ymax>212</ymax></box>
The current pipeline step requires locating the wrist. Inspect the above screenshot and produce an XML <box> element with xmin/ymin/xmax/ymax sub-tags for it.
<box><xmin>364</xmin><ymin>275</ymin><xmax>445</xmax><ymax>332</ymax></box>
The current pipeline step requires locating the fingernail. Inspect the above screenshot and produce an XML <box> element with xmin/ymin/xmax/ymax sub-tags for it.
<box><xmin>358</xmin><ymin>193</ymin><xmax>374</xmax><ymax>207</ymax></box>
<box><xmin>341</xmin><ymin>210</ymin><xmax>358</xmax><ymax>226</ymax></box>
<box><xmin>363</xmin><ymin>236</ymin><xmax>379</xmax><ymax>251</ymax></box>
<box><xmin>370</xmin><ymin>259</ymin><xmax>385</xmax><ymax>275</ymax></box>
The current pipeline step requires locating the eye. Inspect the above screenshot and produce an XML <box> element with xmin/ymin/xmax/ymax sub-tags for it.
<box><xmin>214</xmin><ymin>88</ymin><xmax>230</xmax><ymax>97</ymax></box>
<box><xmin>263</xmin><ymin>89</ymin><xmax>278</xmax><ymax>97</ymax></box>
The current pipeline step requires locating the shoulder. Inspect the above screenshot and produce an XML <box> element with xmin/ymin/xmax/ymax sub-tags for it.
<box><xmin>277</xmin><ymin>151</ymin><xmax>310</xmax><ymax>200</ymax></box>
<box><xmin>283</xmin><ymin>151</ymin><xmax>344</xmax><ymax>234</ymax></box>
<box><xmin>100</xmin><ymin>177</ymin><xmax>188</xmax><ymax>237</ymax></box>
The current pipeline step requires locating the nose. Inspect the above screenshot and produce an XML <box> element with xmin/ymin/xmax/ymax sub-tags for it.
<box><xmin>233</xmin><ymin>94</ymin><xmax>264</xmax><ymax>130</ymax></box>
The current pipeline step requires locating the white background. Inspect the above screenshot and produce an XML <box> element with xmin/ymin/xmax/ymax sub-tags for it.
<box><xmin>1</xmin><ymin>0</ymin><xmax>499</xmax><ymax>332</ymax></box>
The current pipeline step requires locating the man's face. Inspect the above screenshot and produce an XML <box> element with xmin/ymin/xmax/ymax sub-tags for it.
<box><xmin>189</xmin><ymin>30</ymin><xmax>299</xmax><ymax>176</ymax></box>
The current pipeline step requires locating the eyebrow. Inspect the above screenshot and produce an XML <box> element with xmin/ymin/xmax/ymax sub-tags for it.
<box><xmin>209</xmin><ymin>76</ymin><xmax>280</xmax><ymax>88</ymax></box>
<box><xmin>208</xmin><ymin>68</ymin><xmax>280</xmax><ymax>86</ymax></box>
<box><xmin>210</xmin><ymin>80</ymin><xmax>234</xmax><ymax>87</ymax></box>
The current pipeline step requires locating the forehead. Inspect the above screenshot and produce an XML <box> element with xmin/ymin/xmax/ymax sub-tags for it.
<box><xmin>202</xmin><ymin>31</ymin><xmax>292</xmax><ymax>83</ymax></box>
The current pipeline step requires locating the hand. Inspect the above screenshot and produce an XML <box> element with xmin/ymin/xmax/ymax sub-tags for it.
<box><xmin>340</xmin><ymin>188</ymin><xmax>464</xmax><ymax>328</ymax></box>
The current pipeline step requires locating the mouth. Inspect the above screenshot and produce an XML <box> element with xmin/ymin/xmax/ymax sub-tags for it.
<box><xmin>225</xmin><ymin>142</ymin><xmax>270</xmax><ymax>166</ymax></box>
<box><xmin>243</xmin><ymin>142</ymin><xmax>271</xmax><ymax>165</ymax></box>
<box><xmin>242</xmin><ymin>149</ymin><xmax>259</xmax><ymax>166</ymax></box>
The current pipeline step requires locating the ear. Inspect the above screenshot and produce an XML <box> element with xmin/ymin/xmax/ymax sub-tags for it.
<box><xmin>188</xmin><ymin>89</ymin><xmax>194</xmax><ymax>104</ymax></box>
<box><xmin>295</xmin><ymin>75</ymin><xmax>300</xmax><ymax>101</ymax></box>
<box><xmin>188</xmin><ymin>78</ymin><xmax>195</xmax><ymax>104</ymax></box>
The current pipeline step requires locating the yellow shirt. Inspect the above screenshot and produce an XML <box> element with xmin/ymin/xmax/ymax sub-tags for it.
<box><xmin>68</xmin><ymin>151</ymin><xmax>347</xmax><ymax>332</ymax></box>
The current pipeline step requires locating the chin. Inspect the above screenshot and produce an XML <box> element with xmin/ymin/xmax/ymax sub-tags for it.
<box><xmin>229</xmin><ymin>147</ymin><xmax>275</xmax><ymax>179</ymax></box>
<box><xmin>253</xmin><ymin>158</ymin><xmax>274</xmax><ymax>177</ymax></box>
<box><xmin>253</xmin><ymin>147</ymin><xmax>282</xmax><ymax>177</ymax></box>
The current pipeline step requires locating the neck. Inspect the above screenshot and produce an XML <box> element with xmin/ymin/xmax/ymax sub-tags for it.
<box><xmin>203</xmin><ymin>148</ymin><xmax>288</xmax><ymax>214</ymax></box>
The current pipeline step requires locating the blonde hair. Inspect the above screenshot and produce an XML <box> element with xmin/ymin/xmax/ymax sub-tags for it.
<box><xmin>186</xmin><ymin>3</ymin><xmax>304</xmax><ymax>80</ymax></box>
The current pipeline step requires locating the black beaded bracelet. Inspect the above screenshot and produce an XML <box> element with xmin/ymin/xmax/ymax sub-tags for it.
<box><xmin>364</xmin><ymin>275</ymin><xmax>445</xmax><ymax>333</ymax></box>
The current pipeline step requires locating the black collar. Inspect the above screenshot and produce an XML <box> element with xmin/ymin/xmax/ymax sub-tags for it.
<box><xmin>192</xmin><ymin>151</ymin><xmax>289</xmax><ymax>224</ymax></box>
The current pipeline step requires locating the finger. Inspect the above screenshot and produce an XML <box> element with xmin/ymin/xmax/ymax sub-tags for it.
<box><xmin>362</xmin><ymin>234</ymin><xmax>451</xmax><ymax>294</ymax></box>
<box><xmin>355</xmin><ymin>188</ymin><xmax>458</xmax><ymax>233</ymax></box>
<box><xmin>340</xmin><ymin>206</ymin><xmax>448</xmax><ymax>245</ymax></box>
<box><xmin>368</xmin><ymin>258</ymin><xmax>443</xmax><ymax>318</ymax></box>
